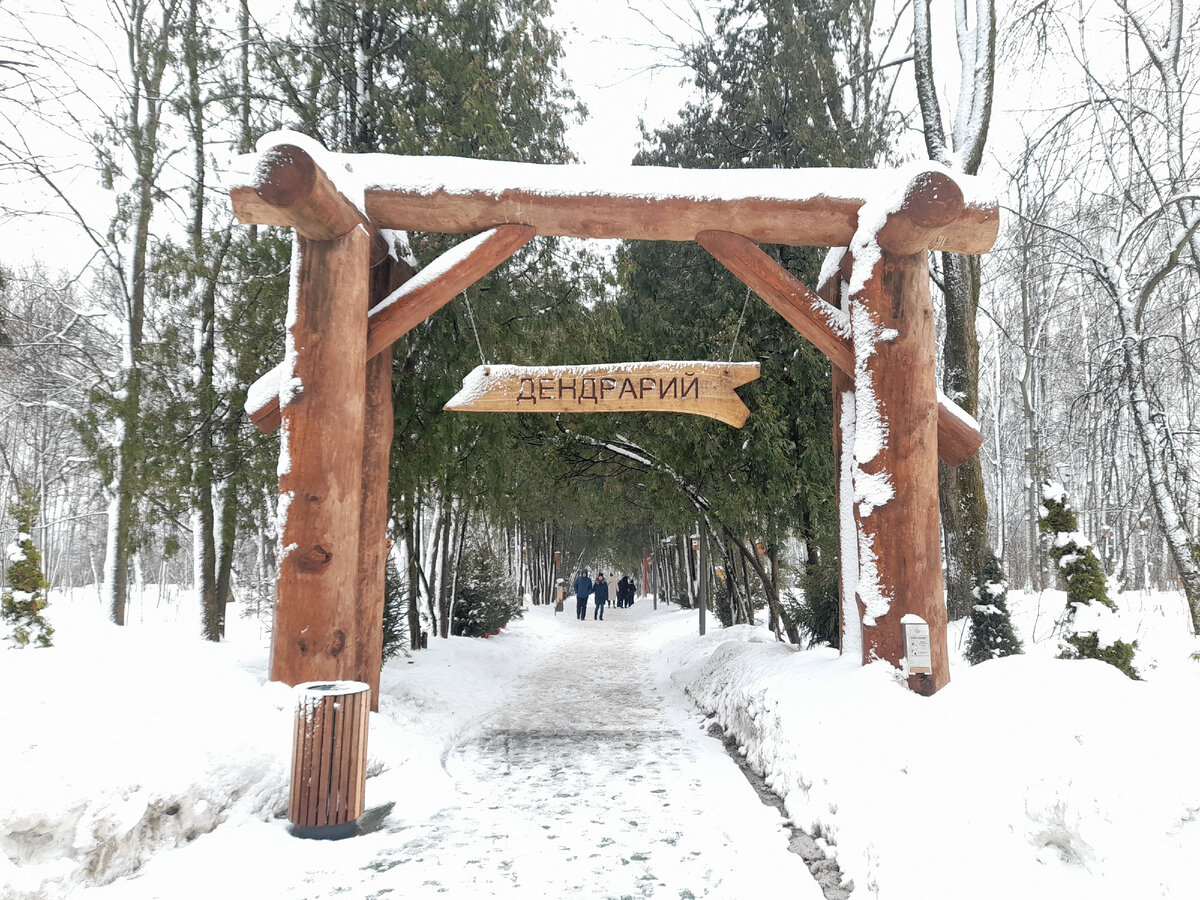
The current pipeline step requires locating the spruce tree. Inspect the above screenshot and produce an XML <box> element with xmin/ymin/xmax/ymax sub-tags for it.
<box><xmin>451</xmin><ymin>539</ymin><xmax>522</xmax><ymax>638</ymax></box>
<box><xmin>1038</xmin><ymin>482</ymin><xmax>1138</xmax><ymax>678</ymax></box>
<box><xmin>1</xmin><ymin>486</ymin><xmax>53</xmax><ymax>649</ymax></box>
<box><xmin>964</xmin><ymin>551</ymin><xmax>1022</xmax><ymax>664</ymax></box>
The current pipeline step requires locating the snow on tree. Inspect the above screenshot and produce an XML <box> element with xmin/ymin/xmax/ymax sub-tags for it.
<box><xmin>965</xmin><ymin>550</ymin><xmax>1022</xmax><ymax>664</ymax></box>
<box><xmin>1</xmin><ymin>485</ymin><xmax>53</xmax><ymax>649</ymax></box>
<box><xmin>1038</xmin><ymin>482</ymin><xmax>1137</xmax><ymax>678</ymax></box>
<box><xmin>452</xmin><ymin>539</ymin><xmax>522</xmax><ymax>638</ymax></box>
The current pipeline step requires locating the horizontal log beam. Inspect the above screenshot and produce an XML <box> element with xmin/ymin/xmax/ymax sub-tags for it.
<box><xmin>247</xmin><ymin>224</ymin><xmax>536</xmax><ymax>433</ymax></box>
<box><xmin>351</xmin><ymin>159</ymin><xmax>997</xmax><ymax>255</ymax></box>
<box><xmin>230</xmin><ymin>143</ymin><xmax>392</xmax><ymax>266</ymax></box>
<box><xmin>697</xmin><ymin>229</ymin><xmax>983</xmax><ymax>467</ymax></box>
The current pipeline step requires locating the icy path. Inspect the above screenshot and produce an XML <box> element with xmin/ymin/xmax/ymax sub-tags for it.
<box><xmin>80</xmin><ymin>603</ymin><xmax>819</xmax><ymax>899</ymax></box>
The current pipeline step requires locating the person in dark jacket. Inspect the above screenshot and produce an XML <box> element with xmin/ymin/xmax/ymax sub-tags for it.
<box><xmin>573</xmin><ymin>568</ymin><xmax>593</xmax><ymax>620</ymax></box>
<box><xmin>614</xmin><ymin>575</ymin><xmax>629</xmax><ymax>607</ymax></box>
<box><xmin>593</xmin><ymin>572</ymin><xmax>609</xmax><ymax>620</ymax></box>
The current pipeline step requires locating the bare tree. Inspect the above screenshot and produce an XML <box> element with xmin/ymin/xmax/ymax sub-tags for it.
<box><xmin>0</xmin><ymin>0</ymin><xmax>189</xmax><ymax>624</ymax></box>
<box><xmin>1007</xmin><ymin>0</ymin><xmax>1200</xmax><ymax>630</ymax></box>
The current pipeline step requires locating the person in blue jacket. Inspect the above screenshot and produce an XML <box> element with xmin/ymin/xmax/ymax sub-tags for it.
<box><xmin>573</xmin><ymin>568</ymin><xmax>593</xmax><ymax>620</ymax></box>
<box><xmin>593</xmin><ymin>572</ymin><xmax>609</xmax><ymax>620</ymax></box>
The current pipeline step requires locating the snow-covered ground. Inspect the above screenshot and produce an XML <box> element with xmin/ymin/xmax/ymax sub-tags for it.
<box><xmin>1</xmin><ymin>584</ymin><xmax>1197</xmax><ymax>899</ymax></box>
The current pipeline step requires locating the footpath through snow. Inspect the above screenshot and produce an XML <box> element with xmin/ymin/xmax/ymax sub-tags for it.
<box><xmin>355</xmin><ymin>602</ymin><xmax>819</xmax><ymax>897</ymax></box>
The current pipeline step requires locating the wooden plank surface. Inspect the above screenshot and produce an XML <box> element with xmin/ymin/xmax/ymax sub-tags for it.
<box><xmin>444</xmin><ymin>361</ymin><xmax>761</xmax><ymax>428</ymax></box>
<box><xmin>288</xmin><ymin>684</ymin><xmax>370</xmax><ymax>828</ymax></box>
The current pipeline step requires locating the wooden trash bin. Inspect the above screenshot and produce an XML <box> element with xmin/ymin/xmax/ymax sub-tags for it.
<box><xmin>289</xmin><ymin>680</ymin><xmax>370</xmax><ymax>839</ymax></box>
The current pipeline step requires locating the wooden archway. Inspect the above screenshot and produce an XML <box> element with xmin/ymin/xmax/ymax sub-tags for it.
<box><xmin>229</xmin><ymin>132</ymin><xmax>997</xmax><ymax>704</ymax></box>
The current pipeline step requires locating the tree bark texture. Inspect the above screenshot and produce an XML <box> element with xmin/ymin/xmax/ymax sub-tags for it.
<box><xmin>354</xmin><ymin>256</ymin><xmax>407</xmax><ymax>708</ymax></box>
<box><xmin>851</xmin><ymin>250</ymin><xmax>949</xmax><ymax>694</ymax></box>
<box><xmin>271</xmin><ymin>228</ymin><xmax>369</xmax><ymax>686</ymax></box>
<box><xmin>937</xmin><ymin>252</ymin><xmax>991</xmax><ymax>619</ymax></box>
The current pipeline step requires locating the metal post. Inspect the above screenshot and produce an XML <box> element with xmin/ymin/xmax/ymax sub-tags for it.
<box><xmin>698</xmin><ymin>527</ymin><xmax>706</xmax><ymax>636</ymax></box>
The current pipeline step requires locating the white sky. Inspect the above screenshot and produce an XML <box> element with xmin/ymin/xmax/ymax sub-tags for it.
<box><xmin>550</xmin><ymin>0</ymin><xmax>702</xmax><ymax>165</ymax></box>
<box><xmin>0</xmin><ymin>0</ymin><xmax>703</xmax><ymax>280</ymax></box>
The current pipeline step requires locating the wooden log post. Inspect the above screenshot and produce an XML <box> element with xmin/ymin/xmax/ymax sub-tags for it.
<box><xmin>289</xmin><ymin>681</ymin><xmax>370</xmax><ymax>839</ymax></box>
<box><xmin>848</xmin><ymin>246</ymin><xmax>949</xmax><ymax>695</ymax></box>
<box><xmin>273</xmin><ymin>226</ymin><xmax>371</xmax><ymax>688</ymax></box>
<box><xmin>697</xmin><ymin>223</ymin><xmax>984</xmax><ymax>467</ymax></box>
<box><xmin>355</xmin><ymin>256</ymin><xmax>411</xmax><ymax>711</ymax></box>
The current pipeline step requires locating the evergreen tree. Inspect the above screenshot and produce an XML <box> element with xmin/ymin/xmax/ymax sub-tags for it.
<box><xmin>1038</xmin><ymin>482</ymin><xmax>1138</xmax><ymax>678</ymax></box>
<box><xmin>381</xmin><ymin>554</ymin><xmax>409</xmax><ymax>661</ymax></box>
<box><xmin>589</xmin><ymin>0</ymin><xmax>892</xmax><ymax>640</ymax></box>
<box><xmin>964</xmin><ymin>551</ymin><xmax>1022</xmax><ymax>664</ymax></box>
<box><xmin>1</xmin><ymin>485</ymin><xmax>53</xmax><ymax>649</ymax></box>
<box><xmin>451</xmin><ymin>537</ymin><xmax>522</xmax><ymax>637</ymax></box>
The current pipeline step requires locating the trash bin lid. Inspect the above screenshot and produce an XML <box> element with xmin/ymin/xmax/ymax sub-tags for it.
<box><xmin>295</xmin><ymin>680</ymin><xmax>370</xmax><ymax>696</ymax></box>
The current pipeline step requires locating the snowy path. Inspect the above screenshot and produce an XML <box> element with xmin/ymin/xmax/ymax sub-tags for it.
<box><xmin>352</xmin><ymin>602</ymin><xmax>819</xmax><ymax>897</ymax></box>
<box><xmin>76</xmin><ymin>602</ymin><xmax>819</xmax><ymax>899</ymax></box>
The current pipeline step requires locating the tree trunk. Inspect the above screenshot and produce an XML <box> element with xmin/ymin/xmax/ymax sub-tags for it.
<box><xmin>403</xmin><ymin>498</ymin><xmax>422</xmax><ymax>651</ymax></box>
<box><xmin>938</xmin><ymin>253</ymin><xmax>992</xmax><ymax>619</ymax></box>
<box><xmin>1120</xmin><ymin>317</ymin><xmax>1200</xmax><ymax>631</ymax></box>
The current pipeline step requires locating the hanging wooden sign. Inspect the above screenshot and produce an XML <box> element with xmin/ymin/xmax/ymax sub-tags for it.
<box><xmin>444</xmin><ymin>361</ymin><xmax>760</xmax><ymax>427</ymax></box>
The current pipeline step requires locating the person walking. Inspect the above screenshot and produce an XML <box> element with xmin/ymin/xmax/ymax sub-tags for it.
<box><xmin>617</xmin><ymin>575</ymin><xmax>633</xmax><ymax>608</ymax></box>
<box><xmin>593</xmin><ymin>572</ymin><xmax>609</xmax><ymax>620</ymax></box>
<box><xmin>573</xmin><ymin>568</ymin><xmax>593</xmax><ymax>621</ymax></box>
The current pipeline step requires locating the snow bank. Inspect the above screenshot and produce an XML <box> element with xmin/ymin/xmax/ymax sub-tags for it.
<box><xmin>2</xmin><ymin>585</ymin><xmax>1196</xmax><ymax>899</ymax></box>
<box><xmin>670</xmin><ymin>590</ymin><xmax>1200</xmax><ymax>900</ymax></box>
<box><xmin>0</xmin><ymin>591</ymin><xmax>291</xmax><ymax>899</ymax></box>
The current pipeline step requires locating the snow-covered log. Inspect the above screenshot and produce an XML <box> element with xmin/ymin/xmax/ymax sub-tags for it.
<box><xmin>698</xmin><ymin>227</ymin><xmax>984</xmax><ymax>466</ymax></box>
<box><xmin>246</xmin><ymin>224</ymin><xmax>535</xmax><ymax>433</ymax></box>
<box><xmin>231</xmin><ymin>130</ymin><xmax>998</xmax><ymax>254</ymax></box>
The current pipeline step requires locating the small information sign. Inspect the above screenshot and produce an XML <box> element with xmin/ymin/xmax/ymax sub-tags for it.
<box><xmin>902</xmin><ymin>616</ymin><xmax>932</xmax><ymax>675</ymax></box>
